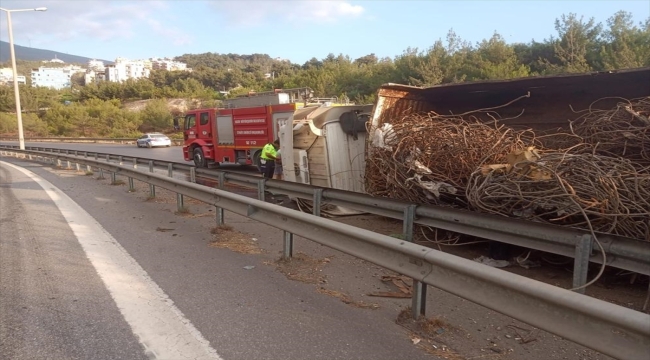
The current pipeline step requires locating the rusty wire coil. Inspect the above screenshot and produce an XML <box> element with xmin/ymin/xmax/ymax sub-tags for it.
<box><xmin>467</xmin><ymin>145</ymin><xmax>650</xmax><ymax>241</ymax></box>
<box><xmin>570</xmin><ymin>97</ymin><xmax>650</xmax><ymax>168</ymax></box>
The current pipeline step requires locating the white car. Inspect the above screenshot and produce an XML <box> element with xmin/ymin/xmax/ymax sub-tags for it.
<box><xmin>136</xmin><ymin>133</ymin><xmax>172</xmax><ymax>148</ymax></box>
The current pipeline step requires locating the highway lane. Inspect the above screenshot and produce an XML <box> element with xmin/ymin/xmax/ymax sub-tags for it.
<box><xmin>0</xmin><ymin>157</ymin><xmax>435</xmax><ymax>360</ymax></box>
<box><xmin>1</xmin><ymin>141</ymin><xmax>188</xmax><ymax>163</ymax></box>
<box><xmin>0</xmin><ymin>141</ymin><xmax>259</xmax><ymax>173</ymax></box>
<box><xmin>0</xmin><ymin>161</ymin><xmax>151</xmax><ymax>359</ymax></box>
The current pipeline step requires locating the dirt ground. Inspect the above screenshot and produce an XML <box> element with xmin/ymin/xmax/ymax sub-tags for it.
<box><xmin>30</xmin><ymin>161</ymin><xmax>649</xmax><ymax>360</ymax></box>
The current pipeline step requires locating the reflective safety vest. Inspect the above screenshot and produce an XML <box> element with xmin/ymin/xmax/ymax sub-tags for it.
<box><xmin>261</xmin><ymin>143</ymin><xmax>277</xmax><ymax>160</ymax></box>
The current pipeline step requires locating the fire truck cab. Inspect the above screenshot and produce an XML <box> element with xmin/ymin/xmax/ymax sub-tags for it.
<box><xmin>182</xmin><ymin>88</ymin><xmax>314</xmax><ymax>168</ymax></box>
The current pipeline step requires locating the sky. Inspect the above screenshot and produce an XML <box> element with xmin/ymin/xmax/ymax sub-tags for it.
<box><xmin>0</xmin><ymin>0</ymin><xmax>648</xmax><ymax>64</ymax></box>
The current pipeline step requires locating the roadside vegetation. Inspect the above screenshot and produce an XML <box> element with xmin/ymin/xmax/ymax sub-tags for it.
<box><xmin>0</xmin><ymin>11</ymin><xmax>647</xmax><ymax>138</ymax></box>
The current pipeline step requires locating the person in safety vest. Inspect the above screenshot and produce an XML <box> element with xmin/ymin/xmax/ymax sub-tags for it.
<box><xmin>260</xmin><ymin>139</ymin><xmax>280</xmax><ymax>179</ymax></box>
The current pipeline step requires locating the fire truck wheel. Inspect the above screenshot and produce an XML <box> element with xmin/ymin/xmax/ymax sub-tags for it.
<box><xmin>193</xmin><ymin>148</ymin><xmax>207</xmax><ymax>168</ymax></box>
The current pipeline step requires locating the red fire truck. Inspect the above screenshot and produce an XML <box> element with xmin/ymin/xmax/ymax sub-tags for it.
<box><xmin>182</xmin><ymin>88</ymin><xmax>318</xmax><ymax>168</ymax></box>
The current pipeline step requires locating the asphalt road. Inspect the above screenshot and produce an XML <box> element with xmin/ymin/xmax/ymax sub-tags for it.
<box><xmin>0</xmin><ymin>146</ymin><xmax>617</xmax><ymax>360</ymax></box>
<box><xmin>0</xmin><ymin>141</ymin><xmax>255</xmax><ymax>173</ymax></box>
<box><xmin>0</xmin><ymin>161</ymin><xmax>149</xmax><ymax>360</ymax></box>
<box><xmin>0</xmin><ymin>158</ymin><xmax>436</xmax><ymax>360</ymax></box>
<box><xmin>0</xmin><ymin>141</ymin><xmax>189</xmax><ymax>163</ymax></box>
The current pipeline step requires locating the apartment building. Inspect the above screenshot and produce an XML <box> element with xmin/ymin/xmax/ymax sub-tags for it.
<box><xmin>0</xmin><ymin>68</ymin><xmax>27</xmax><ymax>86</ymax></box>
<box><xmin>104</xmin><ymin>57</ymin><xmax>151</xmax><ymax>83</ymax></box>
<box><xmin>31</xmin><ymin>65</ymin><xmax>85</xmax><ymax>90</ymax></box>
<box><xmin>150</xmin><ymin>57</ymin><xmax>191</xmax><ymax>72</ymax></box>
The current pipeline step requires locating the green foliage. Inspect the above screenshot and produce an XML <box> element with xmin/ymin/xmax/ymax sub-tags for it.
<box><xmin>139</xmin><ymin>99</ymin><xmax>173</xmax><ymax>132</ymax></box>
<box><xmin>0</xmin><ymin>112</ymin><xmax>48</xmax><ymax>136</ymax></box>
<box><xmin>0</xmin><ymin>10</ymin><xmax>648</xmax><ymax>138</ymax></box>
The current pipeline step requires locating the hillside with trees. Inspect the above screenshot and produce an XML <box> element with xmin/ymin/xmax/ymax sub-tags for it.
<box><xmin>0</xmin><ymin>11</ymin><xmax>648</xmax><ymax>138</ymax></box>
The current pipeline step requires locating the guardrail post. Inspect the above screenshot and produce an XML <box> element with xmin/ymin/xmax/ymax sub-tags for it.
<box><xmin>166</xmin><ymin>163</ymin><xmax>184</xmax><ymax>211</ymax></box>
<box><xmin>190</xmin><ymin>167</ymin><xmax>196</xmax><ymax>183</ymax></box>
<box><xmin>84</xmin><ymin>151</ymin><xmax>88</xmax><ymax>158</ymax></box>
<box><xmin>403</xmin><ymin>204</ymin><xmax>426</xmax><ymax>318</ymax></box>
<box><xmin>282</xmin><ymin>231</ymin><xmax>294</xmax><ymax>260</ymax></box>
<box><xmin>411</xmin><ymin>281</ymin><xmax>428</xmax><ymax>319</ymax></box>
<box><xmin>148</xmin><ymin>161</ymin><xmax>155</xmax><ymax>198</ymax></box>
<box><xmin>66</xmin><ymin>160</ymin><xmax>72</xmax><ymax>170</ymax></box>
<box><xmin>86</xmin><ymin>165</ymin><xmax>92</xmax><ymax>173</ymax></box>
<box><xmin>128</xmin><ymin>177</ymin><xmax>135</xmax><ymax>192</ymax></box>
<box><xmin>74</xmin><ymin>150</ymin><xmax>78</xmax><ymax>156</ymax></box>
<box><xmin>572</xmin><ymin>235</ymin><xmax>593</xmax><ymax>294</ymax></box>
<box><xmin>216</xmin><ymin>172</ymin><xmax>225</xmax><ymax>226</ymax></box>
<box><xmin>111</xmin><ymin>171</ymin><xmax>117</xmax><ymax>184</ymax></box>
<box><xmin>258</xmin><ymin>179</ymin><xmax>266</xmax><ymax>202</ymax></box>
<box><xmin>75</xmin><ymin>163</ymin><xmax>81</xmax><ymax>172</ymax></box>
<box><xmin>118</xmin><ymin>156</ymin><xmax>123</xmax><ymax>165</ymax></box>
<box><xmin>94</xmin><ymin>153</ymin><xmax>98</xmax><ymax>160</ymax></box>
<box><xmin>98</xmin><ymin>168</ymin><xmax>105</xmax><ymax>179</ymax></box>
<box><xmin>105</xmin><ymin>154</ymin><xmax>110</xmax><ymax>162</ymax></box>
<box><xmin>28</xmin><ymin>154</ymin><xmax>32</xmax><ymax>160</ymax></box>
<box><xmin>132</xmin><ymin>158</ymin><xmax>137</xmax><ymax>169</ymax></box>
<box><xmin>313</xmin><ymin>189</ymin><xmax>323</xmax><ymax>217</ymax></box>
<box><xmin>177</xmin><ymin>193</ymin><xmax>184</xmax><ymax>212</ymax></box>
<box><xmin>403</xmin><ymin>205</ymin><xmax>416</xmax><ymax>242</ymax></box>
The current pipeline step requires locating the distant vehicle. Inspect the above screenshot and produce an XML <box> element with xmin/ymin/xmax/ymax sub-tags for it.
<box><xmin>136</xmin><ymin>133</ymin><xmax>172</xmax><ymax>148</ymax></box>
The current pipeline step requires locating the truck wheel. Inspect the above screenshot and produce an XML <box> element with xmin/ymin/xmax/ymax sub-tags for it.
<box><xmin>193</xmin><ymin>148</ymin><xmax>207</xmax><ymax>168</ymax></box>
<box><xmin>252</xmin><ymin>150</ymin><xmax>263</xmax><ymax>172</ymax></box>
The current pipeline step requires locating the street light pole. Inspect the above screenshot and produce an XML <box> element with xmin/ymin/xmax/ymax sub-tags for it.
<box><xmin>0</xmin><ymin>7</ymin><xmax>47</xmax><ymax>150</ymax></box>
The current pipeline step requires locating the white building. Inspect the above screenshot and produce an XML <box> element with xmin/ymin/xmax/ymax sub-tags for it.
<box><xmin>0</xmin><ymin>67</ymin><xmax>27</xmax><ymax>86</ymax></box>
<box><xmin>42</xmin><ymin>55</ymin><xmax>65</xmax><ymax>64</ymax></box>
<box><xmin>31</xmin><ymin>65</ymin><xmax>85</xmax><ymax>89</ymax></box>
<box><xmin>103</xmin><ymin>58</ymin><xmax>151</xmax><ymax>83</ymax></box>
<box><xmin>150</xmin><ymin>57</ymin><xmax>190</xmax><ymax>71</ymax></box>
<box><xmin>88</xmin><ymin>59</ymin><xmax>105</xmax><ymax>72</ymax></box>
<box><xmin>84</xmin><ymin>69</ymin><xmax>105</xmax><ymax>85</ymax></box>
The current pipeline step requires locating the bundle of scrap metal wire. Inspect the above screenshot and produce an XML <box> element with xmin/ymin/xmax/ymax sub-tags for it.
<box><xmin>570</xmin><ymin>97</ymin><xmax>650</xmax><ymax>167</ymax></box>
<box><xmin>365</xmin><ymin>112</ymin><xmax>535</xmax><ymax>207</ymax></box>
<box><xmin>467</xmin><ymin>145</ymin><xmax>650</xmax><ymax>241</ymax></box>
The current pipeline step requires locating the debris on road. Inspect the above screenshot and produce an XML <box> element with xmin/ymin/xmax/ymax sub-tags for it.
<box><xmin>209</xmin><ymin>225</ymin><xmax>262</xmax><ymax>254</ymax></box>
<box><xmin>316</xmin><ymin>287</ymin><xmax>379</xmax><ymax>310</ymax></box>
<box><xmin>368</xmin><ymin>275</ymin><xmax>413</xmax><ymax>298</ymax></box>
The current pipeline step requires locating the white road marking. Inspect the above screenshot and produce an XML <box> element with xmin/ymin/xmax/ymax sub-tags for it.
<box><xmin>2</xmin><ymin>161</ymin><xmax>222</xmax><ymax>360</ymax></box>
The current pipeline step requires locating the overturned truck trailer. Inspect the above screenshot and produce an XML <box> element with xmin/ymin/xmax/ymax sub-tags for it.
<box><xmin>370</xmin><ymin>67</ymin><xmax>650</xmax><ymax>133</ymax></box>
<box><xmin>367</xmin><ymin>67</ymin><xmax>650</xmax><ymax>239</ymax></box>
<box><xmin>278</xmin><ymin>104</ymin><xmax>374</xmax><ymax>215</ymax></box>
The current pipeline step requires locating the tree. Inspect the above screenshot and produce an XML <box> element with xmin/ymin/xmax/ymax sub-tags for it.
<box><xmin>139</xmin><ymin>99</ymin><xmax>173</xmax><ymax>132</ymax></box>
<box><xmin>71</xmin><ymin>72</ymin><xmax>85</xmax><ymax>87</ymax></box>
<box><xmin>549</xmin><ymin>13</ymin><xmax>603</xmax><ymax>73</ymax></box>
<box><xmin>465</xmin><ymin>33</ymin><xmax>530</xmax><ymax>80</ymax></box>
<box><xmin>600</xmin><ymin>11</ymin><xmax>650</xmax><ymax>69</ymax></box>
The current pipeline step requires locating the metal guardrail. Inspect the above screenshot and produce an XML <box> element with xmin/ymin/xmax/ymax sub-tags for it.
<box><xmin>2</xmin><ymin>145</ymin><xmax>649</xmax><ymax>294</ymax></box>
<box><xmin>2</xmin><ymin>148</ymin><xmax>649</xmax><ymax>360</ymax></box>
<box><xmin>0</xmin><ymin>136</ymin><xmax>184</xmax><ymax>146</ymax></box>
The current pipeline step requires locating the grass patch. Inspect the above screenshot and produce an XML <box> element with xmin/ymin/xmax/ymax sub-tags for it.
<box><xmin>209</xmin><ymin>226</ymin><xmax>260</xmax><ymax>254</ymax></box>
<box><xmin>211</xmin><ymin>224</ymin><xmax>233</xmax><ymax>234</ymax></box>
<box><xmin>175</xmin><ymin>206</ymin><xmax>191</xmax><ymax>215</ymax></box>
<box><xmin>270</xmin><ymin>252</ymin><xmax>331</xmax><ymax>284</ymax></box>
<box><xmin>85</xmin><ymin>170</ymin><xmax>94</xmax><ymax>176</ymax></box>
<box><xmin>396</xmin><ymin>307</ymin><xmax>465</xmax><ymax>359</ymax></box>
<box><xmin>110</xmin><ymin>179</ymin><xmax>125</xmax><ymax>186</ymax></box>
